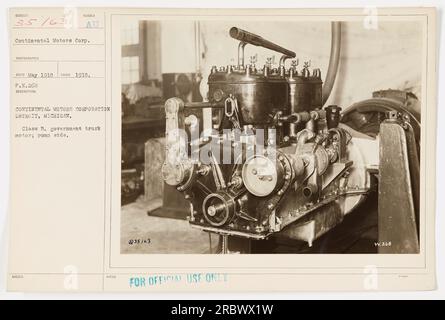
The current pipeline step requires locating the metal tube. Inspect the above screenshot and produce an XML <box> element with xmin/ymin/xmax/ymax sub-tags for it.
<box><xmin>230</xmin><ymin>27</ymin><xmax>296</xmax><ymax>58</ymax></box>
<box><xmin>184</xmin><ymin>102</ymin><xmax>224</xmax><ymax>109</ymax></box>
<box><xmin>322</xmin><ymin>22</ymin><xmax>342</xmax><ymax>105</ymax></box>
<box><xmin>237</xmin><ymin>42</ymin><xmax>247</xmax><ymax>67</ymax></box>
<box><xmin>279</xmin><ymin>55</ymin><xmax>292</xmax><ymax>67</ymax></box>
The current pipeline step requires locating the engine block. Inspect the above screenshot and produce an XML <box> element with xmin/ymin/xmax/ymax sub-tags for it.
<box><xmin>161</xmin><ymin>27</ymin><xmax>379</xmax><ymax>249</ymax></box>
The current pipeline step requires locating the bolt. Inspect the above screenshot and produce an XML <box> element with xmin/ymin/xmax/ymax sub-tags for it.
<box><xmin>255</xmin><ymin>226</ymin><xmax>264</xmax><ymax>233</ymax></box>
<box><xmin>267</xmin><ymin>203</ymin><xmax>274</xmax><ymax>210</ymax></box>
<box><xmin>207</xmin><ymin>206</ymin><xmax>217</xmax><ymax>216</ymax></box>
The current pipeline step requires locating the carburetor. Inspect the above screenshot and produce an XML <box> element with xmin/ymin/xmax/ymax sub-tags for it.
<box><xmin>161</xmin><ymin>26</ymin><xmax>379</xmax><ymax>251</ymax></box>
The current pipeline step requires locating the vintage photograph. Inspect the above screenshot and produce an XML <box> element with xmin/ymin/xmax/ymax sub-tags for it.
<box><xmin>120</xmin><ymin>19</ymin><xmax>422</xmax><ymax>254</ymax></box>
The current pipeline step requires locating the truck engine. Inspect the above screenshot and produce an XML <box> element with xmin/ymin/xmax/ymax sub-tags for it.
<box><xmin>160</xmin><ymin>24</ymin><xmax>420</xmax><ymax>254</ymax></box>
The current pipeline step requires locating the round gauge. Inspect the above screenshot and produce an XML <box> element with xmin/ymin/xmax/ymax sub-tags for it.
<box><xmin>242</xmin><ymin>155</ymin><xmax>284</xmax><ymax>197</ymax></box>
<box><xmin>213</xmin><ymin>89</ymin><xmax>224</xmax><ymax>102</ymax></box>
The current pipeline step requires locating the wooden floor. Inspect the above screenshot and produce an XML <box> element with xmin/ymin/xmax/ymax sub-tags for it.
<box><xmin>120</xmin><ymin>196</ymin><xmax>219</xmax><ymax>254</ymax></box>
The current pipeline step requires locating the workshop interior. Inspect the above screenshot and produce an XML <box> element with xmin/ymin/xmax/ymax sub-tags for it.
<box><xmin>120</xmin><ymin>20</ymin><xmax>421</xmax><ymax>254</ymax></box>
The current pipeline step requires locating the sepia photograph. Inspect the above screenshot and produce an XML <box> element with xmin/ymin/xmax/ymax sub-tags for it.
<box><xmin>120</xmin><ymin>18</ymin><xmax>422</xmax><ymax>255</ymax></box>
<box><xmin>4</xmin><ymin>3</ymin><xmax>440</xmax><ymax>296</ymax></box>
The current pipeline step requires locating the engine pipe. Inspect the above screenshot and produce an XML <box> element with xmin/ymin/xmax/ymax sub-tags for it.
<box><xmin>184</xmin><ymin>101</ymin><xmax>224</xmax><ymax>109</ymax></box>
<box><xmin>322</xmin><ymin>22</ymin><xmax>342</xmax><ymax>105</ymax></box>
<box><xmin>230</xmin><ymin>27</ymin><xmax>296</xmax><ymax>67</ymax></box>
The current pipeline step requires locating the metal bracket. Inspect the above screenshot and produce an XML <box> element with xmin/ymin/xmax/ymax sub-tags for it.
<box><xmin>378</xmin><ymin>116</ymin><xmax>419</xmax><ymax>253</ymax></box>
